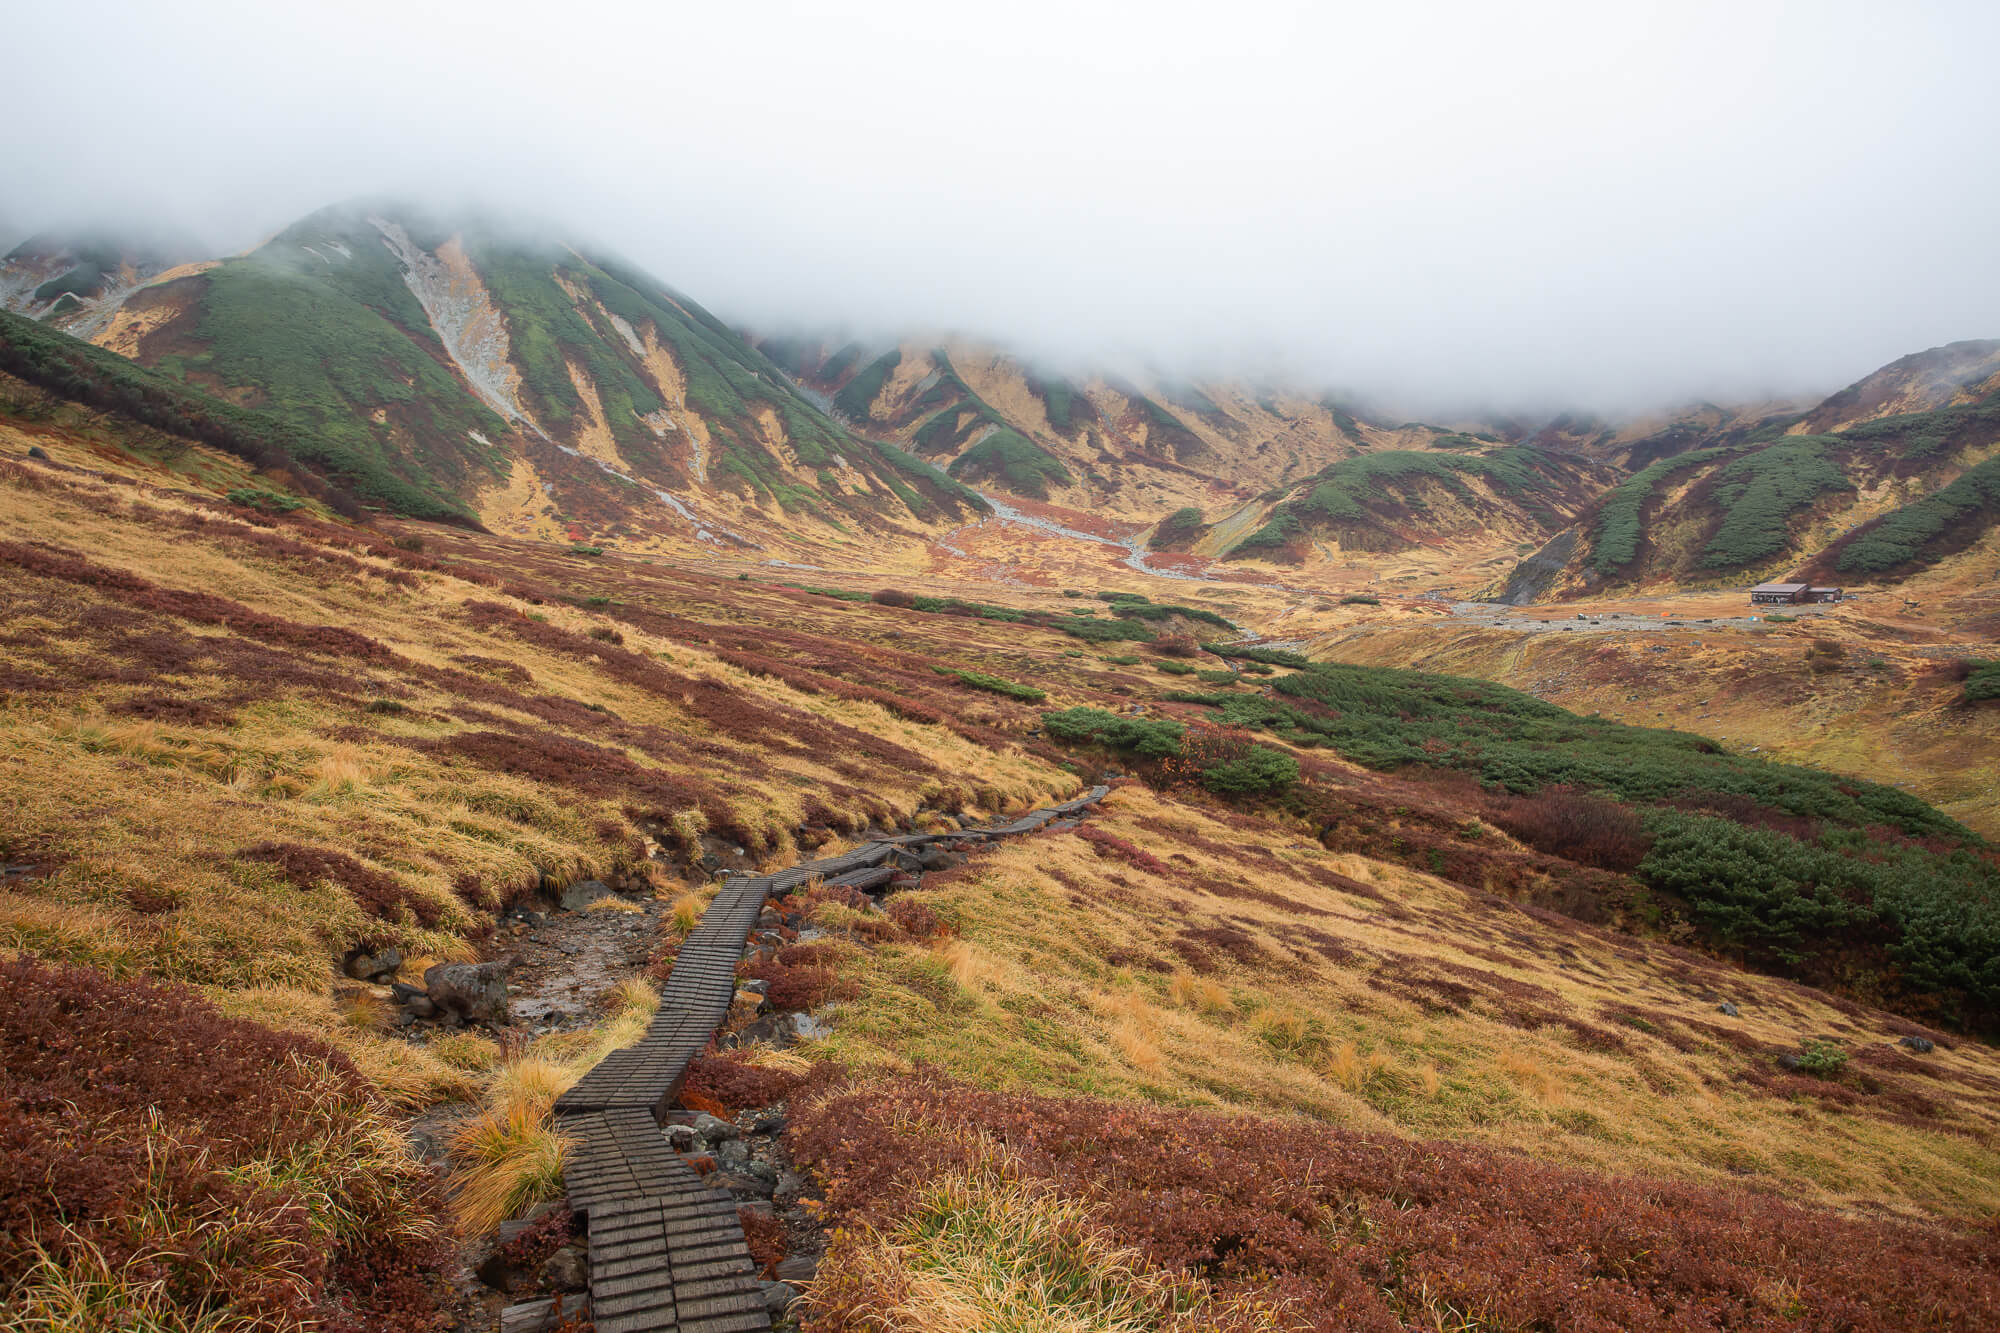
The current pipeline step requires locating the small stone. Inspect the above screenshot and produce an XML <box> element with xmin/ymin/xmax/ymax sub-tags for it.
<box><xmin>774</xmin><ymin>1254</ymin><xmax>819</xmax><ymax>1283</ymax></box>
<box><xmin>743</xmin><ymin>1159</ymin><xmax>779</xmax><ymax>1185</ymax></box>
<box><xmin>1899</xmin><ymin>1034</ymin><xmax>1936</xmax><ymax>1054</ymax></box>
<box><xmin>716</xmin><ymin>1139</ymin><xmax>752</xmax><ymax>1170</ymax></box>
<box><xmin>665</xmin><ymin>1123</ymin><xmax>701</xmax><ymax>1151</ymax></box>
<box><xmin>751</xmin><ymin>1111</ymin><xmax>788</xmax><ymax>1136</ymax></box>
<box><xmin>712</xmin><ymin>1170</ymin><xmax>774</xmax><ymax>1198</ymax></box>
<box><xmin>26</xmin><ymin>446</ymin><xmax>49</xmax><ymax>460</ymax></box>
<box><xmin>1777</xmin><ymin>1052</ymin><xmax>1803</xmax><ymax>1071</ymax></box>
<box><xmin>760</xmin><ymin>1281</ymin><xmax>797</xmax><ymax>1315</ymax></box>
<box><xmin>1717</xmin><ymin>1002</ymin><xmax>1739</xmax><ymax>1018</ymax></box>
<box><xmin>342</xmin><ymin>945</ymin><xmax>402</xmax><ymax>982</ymax></box>
<box><xmin>539</xmin><ymin>1245</ymin><xmax>588</xmax><ymax>1293</ymax></box>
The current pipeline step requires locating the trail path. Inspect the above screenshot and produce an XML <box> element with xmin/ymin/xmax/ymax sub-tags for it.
<box><xmin>549</xmin><ymin>786</ymin><xmax>1111</xmax><ymax>1332</ymax></box>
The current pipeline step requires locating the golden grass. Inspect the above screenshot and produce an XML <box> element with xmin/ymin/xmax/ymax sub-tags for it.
<box><xmin>814</xmin><ymin>785</ymin><xmax>2000</xmax><ymax>1224</ymax></box>
<box><xmin>0</xmin><ymin>458</ymin><xmax>1088</xmax><ymax>1125</ymax></box>
<box><xmin>4</xmin><ymin>1236</ymin><xmax>277</xmax><ymax>1333</ymax></box>
<box><xmin>804</xmin><ymin>1133</ymin><xmax>1299</xmax><ymax>1332</ymax></box>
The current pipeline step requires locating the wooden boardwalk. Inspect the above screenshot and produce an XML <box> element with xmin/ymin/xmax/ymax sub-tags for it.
<box><xmin>555</xmin><ymin>786</ymin><xmax>1110</xmax><ymax>1332</ymax></box>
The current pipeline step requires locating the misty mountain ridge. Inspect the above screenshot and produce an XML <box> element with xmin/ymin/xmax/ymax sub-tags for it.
<box><xmin>6</xmin><ymin>201</ymin><xmax>1999</xmax><ymax>595</ymax></box>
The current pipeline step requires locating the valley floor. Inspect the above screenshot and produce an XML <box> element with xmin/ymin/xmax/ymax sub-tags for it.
<box><xmin>4</xmin><ymin>437</ymin><xmax>1999</xmax><ymax>1331</ymax></box>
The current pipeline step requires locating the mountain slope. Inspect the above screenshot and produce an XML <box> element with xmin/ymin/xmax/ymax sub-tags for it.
<box><xmin>1496</xmin><ymin>349</ymin><xmax>2000</xmax><ymax>600</ymax></box>
<box><xmin>766</xmin><ymin>336</ymin><xmax>1481</xmax><ymax>520</ymax></box>
<box><xmin>45</xmin><ymin>204</ymin><xmax>979</xmax><ymax>554</ymax></box>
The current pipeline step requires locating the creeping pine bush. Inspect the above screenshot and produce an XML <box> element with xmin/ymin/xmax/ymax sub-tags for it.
<box><xmin>933</xmin><ymin>667</ymin><xmax>1047</xmax><ymax>703</ymax></box>
<box><xmin>1796</xmin><ymin>1038</ymin><xmax>1850</xmax><ymax>1078</ymax></box>
<box><xmin>1040</xmin><ymin>707</ymin><xmax>1184</xmax><ymax>758</ymax></box>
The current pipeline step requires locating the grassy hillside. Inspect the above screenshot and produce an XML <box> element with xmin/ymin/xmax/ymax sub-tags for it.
<box><xmin>0</xmin><ymin>308</ymin><xmax>436</xmax><ymax>518</ymax></box>
<box><xmin>1225</xmin><ymin>446</ymin><xmax>1602</xmax><ymax>562</ymax></box>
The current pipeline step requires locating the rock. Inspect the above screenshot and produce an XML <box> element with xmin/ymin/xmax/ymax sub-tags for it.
<box><xmin>774</xmin><ymin>1255</ymin><xmax>819</xmax><ymax>1283</ymax></box>
<box><xmin>793</xmin><ymin>1013</ymin><xmax>831</xmax><ymax>1040</ymax></box>
<box><xmin>893</xmin><ymin>851</ymin><xmax>924</xmax><ymax>873</ymax></box>
<box><xmin>342</xmin><ymin>945</ymin><xmax>402</xmax><ymax>982</ymax></box>
<box><xmin>26</xmin><ymin>446</ymin><xmax>49</xmax><ymax>460</ymax></box>
<box><xmin>1717</xmin><ymin>1002</ymin><xmax>1739</xmax><ymax>1018</ymax></box>
<box><xmin>752</xmin><ymin>1112</ymin><xmax>788</xmax><ymax>1136</ymax></box>
<box><xmin>739</xmin><ymin>979</ymin><xmax>769</xmax><ymax>997</ymax></box>
<box><xmin>692</xmin><ymin>1112</ymin><xmax>739</xmax><ymax>1144</ymax></box>
<box><xmin>424</xmin><ymin>960</ymin><xmax>509</xmax><ymax>1026</ymax></box>
<box><xmin>538</xmin><ymin>1245</ymin><xmax>588</xmax><ymax>1293</ymax></box>
<box><xmin>559</xmin><ymin>879</ymin><xmax>612</xmax><ymax>912</ymax></box>
<box><xmin>716</xmin><ymin>1139</ymin><xmax>752</xmax><ymax>1170</ymax></box>
<box><xmin>743</xmin><ymin>1159</ymin><xmax>779</xmax><ymax>1185</ymax></box>
<box><xmin>406</xmin><ymin>993</ymin><xmax>437</xmax><ymax>1020</ymax></box>
<box><xmin>1777</xmin><ymin>1051</ymin><xmax>1803</xmax><ymax>1071</ymax></box>
<box><xmin>665</xmin><ymin>1123</ymin><xmax>702</xmax><ymax>1152</ymax></box>
<box><xmin>760</xmin><ymin>1281</ymin><xmax>798</xmax><ymax>1315</ymax></box>
<box><xmin>918</xmin><ymin>848</ymin><xmax>965</xmax><ymax>871</ymax></box>
<box><xmin>1899</xmin><ymin>1035</ymin><xmax>1936</xmax><ymax>1054</ymax></box>
<box><xmin>712</xmin><ymin>1170</ymin><xmax>774</xmax><ymax>1197</ymax></box>
<box><xmin>757</xmin><ymin>909</ymin><xmax>783</xmax><ymax>930</ymax></box>
<box><xmin>733</xmin><ymin>1014</ymin><xmax>795</xmax><ymax>1048</ymax></box>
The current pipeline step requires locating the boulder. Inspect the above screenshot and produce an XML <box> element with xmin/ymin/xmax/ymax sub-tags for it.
<box><xmin>559</xmin><ymin>879</ymin><xmax>611</xmax><ymax>912</ymax></box>
<box><xmin>761</xmin><ymin>1281</ymin><xmax>798</xmax><ymax>1315</ymax></box>
<box><xmin>424</xmin><ymin>960</ymin><xmax>509</xmax><ymax>1025</ymax></box>
<box><xmin>691</xmin><ymin>1112</ymin><xmax>739</xmax><ymax>1144</ymax></box>
<box><xmin>1899</xmin><ymin>1034</ymin><xmax>1936</xmax><ymax>1054</ymax></box>
<box><xmin>665</xmin><ymin>1123</ymin><xmax>701</xmax><ymax>1152</ymax></box>
<box><xmin>1717</xmin><ymin>1002</ymin><xmax>1739</xmax><ymax>1018</ymax></box>
<box><xmin>26</xmin><ymin>446</ymin><xmax>49</xmax><ymax>460</ymax></box>
<box><xmin>917</xmin><ymin>848</ymin><xmax>965</xmax><ymax>871</ymax></box>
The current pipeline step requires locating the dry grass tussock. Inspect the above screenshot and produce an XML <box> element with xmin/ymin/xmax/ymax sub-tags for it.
<box><xmin>814</xmin><ymin>784</ymin><xmax>2000</xmax><ymax>1223</ymax></box>
<box><xmin>446</xmin><ymin>978</ymin><xmax>660</xmax><ymax>1233</ymax></box>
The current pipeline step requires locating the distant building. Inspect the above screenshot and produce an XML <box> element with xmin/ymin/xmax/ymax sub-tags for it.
<box><xmin>1806</xmin><ymin>587</ymin><xmax>1844</xmax><ymax>603</ymax></box>
<box><xmin>1750</xmin><ymin>582</ymin><xmax>1809</xmax><ymax>605</ymax></box>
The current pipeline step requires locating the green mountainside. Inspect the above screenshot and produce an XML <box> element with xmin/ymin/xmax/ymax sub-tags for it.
<box><xmin>38</xmin><ymin>203</ymin><xmax>976</xmax><ymax>547</ymax></box>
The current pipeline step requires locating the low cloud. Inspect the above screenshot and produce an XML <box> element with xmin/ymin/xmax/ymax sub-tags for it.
<box><xmin>10</xmin><ymin>0</ymin><xmax>1998</xmax><ymax>415</ymax></box>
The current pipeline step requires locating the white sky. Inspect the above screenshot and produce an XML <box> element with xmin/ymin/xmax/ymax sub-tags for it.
<box><xmin>8</xmin><ymin>0</ymin><xmax>1998</xmax><ymax>413</ymax></box>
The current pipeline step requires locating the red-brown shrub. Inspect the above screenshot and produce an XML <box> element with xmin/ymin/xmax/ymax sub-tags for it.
<box><xmin>682</xmin><ymin>1054</ymin><xmax>810</xmax><ymax>1112</ymax></box>
<box><xmin>236</xmin><ymin>841</ymin><xmax>445</xmax><ymax>930</ymax></box>
<box><xmin>1071</xmin><ymin>825</ymin><xmax>1172</xmax><ymax>875</ymax></box>
<box><xmin>885</xmin><ymin>895</ymin><xmax>947</xmax><ymax>939</ymax></box>
<box><xmin>1152</xmin><ymin>632</ymin><xmax>1200</xmax><ymax>658</ymax></box>
<box><xmin>791</xmin><ymin>1074</ymin><xmax>2000</xmax><ymax>1333</ymax></box>
<box><xmin>742</xmin><ymin>958</ymin><xmax>852</xmax><ymax>1012</ymax></box>
<box><xmin>739</xmin><ymin>1206</ymin><xmax>787</xmax><ymax>1275</ymax></box>
<box><xmin>870</xmin><ymin>588</ymin><xmax>915</xmax><ymax>608</ymax></box>
<box><xmin>0</xmin><ymin>957</ymin><xmax>447</xmax><ymax>1330</ymax></box>
<box><xmin>1477</xmin><ymin>786</ymin><xmax>1653</xmax><ymax>871</ymax></box>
